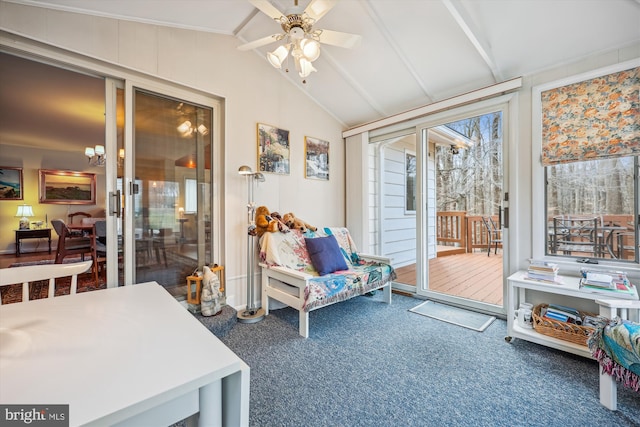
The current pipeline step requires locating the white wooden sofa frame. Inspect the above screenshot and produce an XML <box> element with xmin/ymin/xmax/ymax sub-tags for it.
<box><xmin>594</xmin><ymin>298</ymin><xmax>640</xmax><ymax>411</ymax></box>
<box><xmin>0</xmin><ymin>261</ymin><xmax>93</xmax><ymax>304</ymax></box>
<box><xmin>260</xmin><ymin>253</ymin><xmax>393</xmax><ymax>338</ymax></box>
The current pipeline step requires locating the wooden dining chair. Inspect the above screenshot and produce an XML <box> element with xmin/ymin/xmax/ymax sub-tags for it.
<box><xmin>0</xmin><ymin>260</ymin><xmax>93</xmax><ymax>305</ymax></box>
<box><xmin>51</xmin><ymin>219</ymin><xmax>93</xmax><ymax>264</ymax></box>
<box><xmin>68</xmin><ymin>211</ymin><xmax>92</xmax><ymax>225</ymax></box>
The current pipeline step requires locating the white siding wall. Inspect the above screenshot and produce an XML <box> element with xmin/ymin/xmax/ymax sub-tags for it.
<box><xmin>381</xmin><ymin>140</ymin><xmax>416</xmax><ymax>267</ymax></box>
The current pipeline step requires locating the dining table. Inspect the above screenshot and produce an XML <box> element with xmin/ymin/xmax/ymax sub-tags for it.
<box><xmin>0</xmin><ymin>281</ymin><xmax>249</xmax><ymax>426</ymax></box>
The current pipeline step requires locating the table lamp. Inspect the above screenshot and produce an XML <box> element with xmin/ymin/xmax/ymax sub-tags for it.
<box><xmin>15</xmin><ymin>204</ymin><xmax>34</xmax><ymax>229</ymax></box>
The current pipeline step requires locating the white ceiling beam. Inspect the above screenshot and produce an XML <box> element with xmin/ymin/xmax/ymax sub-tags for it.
<box><xmin>342</xmin><ymin>77</ymin><xmax>522</xmax><ymax>138</ymax></box>
<box><xmin>442</xmin><ymin>0</ymin><xmax>503</xmax><ymax>82</ymax></box>
<box><xmin>361</xmin><ymin>0</ymin><xmax>434</xmax><ymax>103</ymax></box>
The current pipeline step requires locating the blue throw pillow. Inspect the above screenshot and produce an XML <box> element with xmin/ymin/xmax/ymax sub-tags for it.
<box><xmin>305</xmin><ymin>235</ymin><xmax>348</xmax><ymax>276</ymax></box>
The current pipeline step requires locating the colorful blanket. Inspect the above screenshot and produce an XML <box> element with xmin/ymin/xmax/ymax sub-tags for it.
<box><xmin>259</xmin><ymin>227</ymin><xmax>396</xmax><ymax>312</ymax></box>
<box><xmin>588</xmin><ymin>316</ymin><xmax>640</xmax><ymax>392</ymax></box>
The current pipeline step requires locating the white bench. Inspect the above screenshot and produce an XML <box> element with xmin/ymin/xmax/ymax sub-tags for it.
<box><xmin>259</xmin><ymin>227</ymin><xmax>395</xmax><ymax>338</ymax></box>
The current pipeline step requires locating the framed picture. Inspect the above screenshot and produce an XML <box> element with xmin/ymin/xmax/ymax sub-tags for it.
<box><xmin>304</xmin><ymin>136</ymin><xmax>329</xmax><ymax>180</ymax></box>
<box><xmin>257</xmin><ymin>123</ymin><xmax>290</xmax><ymax>175</ymax></box>
<box><xmin>0</xmin><ymin>167</ymin><xmax>23</xmax><ymax>200</ymax></box>
<box><xmin>39</xmin><ymin>169</ymin><xmax>96</xmax><ymax>204</ymax></box>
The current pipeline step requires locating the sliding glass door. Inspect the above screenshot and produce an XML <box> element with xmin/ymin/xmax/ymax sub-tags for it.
<box><xmin>126</xmin><ymin>89</ymin><xmax>213</xmax><ymax>298</ymax></box>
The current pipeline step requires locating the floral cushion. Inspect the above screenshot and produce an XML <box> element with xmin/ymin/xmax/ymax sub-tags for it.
<box><xmin>259</xmin><ymin>227</ymin><xmax>396</xmax><ymax>311</ymax></box>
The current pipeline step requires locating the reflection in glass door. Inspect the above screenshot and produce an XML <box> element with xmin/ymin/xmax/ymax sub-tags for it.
<box><xmin>131</xmin><ymin>89</ymin><xmax>212</xmax><ymax>299</ymax></box>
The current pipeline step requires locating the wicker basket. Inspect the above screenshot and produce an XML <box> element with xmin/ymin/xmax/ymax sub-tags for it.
<box><xmin>532</xmin><ymin>304</ymin><xmax>595</xmax><ymax>347</ymax></box>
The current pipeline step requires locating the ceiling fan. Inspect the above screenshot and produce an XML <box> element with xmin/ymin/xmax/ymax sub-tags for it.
<box><xmin>238</xmin><ymin>0</ymin><xmax>362</xmax><ymax>82</ymax></box>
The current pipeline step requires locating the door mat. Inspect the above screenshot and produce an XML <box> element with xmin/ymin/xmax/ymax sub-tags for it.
<box><xmin>409</xmin><ymin>300</ymin><xmax>496</xmax><ymax>332</ymax></box>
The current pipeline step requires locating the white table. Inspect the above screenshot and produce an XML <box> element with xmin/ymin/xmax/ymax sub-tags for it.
<box><xmin>506</xmin><ymin>271</ymin><xmax>638</xmax><ymax>358</ymax></box>
<box><xmin>0</xmin><ymin>282</ymin><xmax>249</xmax><ymax>427</ymax></box>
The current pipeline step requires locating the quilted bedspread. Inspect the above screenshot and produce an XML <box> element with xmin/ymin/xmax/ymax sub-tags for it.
<box><xmin>259</xmin><ymin>227</ymin><xmax>396</xmax><ymax>312</ymax></box>
<box><xmin>588</xmin><ymin>316</ymin><xmax>640</xmax><ymax>392</ymax></box>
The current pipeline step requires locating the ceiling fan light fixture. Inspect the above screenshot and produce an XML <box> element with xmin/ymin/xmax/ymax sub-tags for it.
<box><xmin>298</xmin><ymin>58</ymin><xmax>317</xmax><ymax>78</ymax></box>
<box><xmin>300</xmin><ymin>38</ymin><xmax>320</xmax><ymax>62</ymax></box>
<box><xmin>289</xmin><ymin>26</ymin><xmax>305</xmax><ymax>41</ymax></box>
<box><xmin>267</xmin><ymin>45</ymin><xmax>289</xmax><ymax>69</ymax></box>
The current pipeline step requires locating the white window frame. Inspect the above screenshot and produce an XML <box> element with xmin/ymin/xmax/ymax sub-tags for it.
<box><xmin>531</xmin><ymin>59</ymin><xmax>640</xmax><ymax>275</ymax></box>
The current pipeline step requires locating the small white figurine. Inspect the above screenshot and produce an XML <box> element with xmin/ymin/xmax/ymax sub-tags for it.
<box><xmin>200</xmin><ymin>265</ymin><xmax>222</xmax><ymax>316</ymax></box>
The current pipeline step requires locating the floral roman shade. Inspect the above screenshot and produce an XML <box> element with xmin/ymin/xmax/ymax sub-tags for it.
<box><xmin>541</xmin><ymin>67</ymin><xmax>639</xmax><ymax>166</ymax></box>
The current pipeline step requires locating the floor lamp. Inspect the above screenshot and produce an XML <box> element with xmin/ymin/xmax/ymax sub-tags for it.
<box><xmin>237</xmin><ymin>165</ymin><xmax>266</xmax><ymax>323</ymax></box>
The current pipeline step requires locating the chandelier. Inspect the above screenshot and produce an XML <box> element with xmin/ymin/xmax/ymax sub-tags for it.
<box><xmin>266</xmin><ymin>13</ymin><xmax>321</xmax><ymax>82</ymax></box>
<box><xmin>85</xmin><ymin>144</ymin><xmax>106</xmax><ymax>167</ymax></box>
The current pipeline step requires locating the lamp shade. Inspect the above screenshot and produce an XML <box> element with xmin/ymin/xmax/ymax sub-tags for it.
<box><xmin>15</xmin><ymin>204</ymin><xmax>34</xmax><ymax>218</ymax></box>
<box><xmin>94</xmin><ymin>145</ymin><xmax>105</xmax><ymax>156</ymax></box>
<box><xmin>15</xmin><ymin>204</ymin><xmax>34</xmax><ymax>230</ymax></box>
<box><xmin>238</xmin><ymin>165</ymin><xmax>253</xmax><ymax>175</ymax></box>
<box><xmin>298</xmin><ymin>58</ymin><xmax>317</xmax><ymax>78</ymax></box>
<box><xmin>85</xmin><ymin>147</ymin><xmax>95</xmax><ymax>157</ymax></box>
<box><xmin>267</xmin><ymin>45</ymin><xmax>289</xmax><ymax>69</ymax></box>
<box><xmin>300</xmin><ymin>39</ymin><xmax>320</xmax><ymax>62</ymax></box>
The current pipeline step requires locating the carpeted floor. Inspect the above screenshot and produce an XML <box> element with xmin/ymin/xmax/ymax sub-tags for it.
<box><xmin>218</xmin><ymin>293</ymin><xmax>639</xmax><ymax>427</ymax></box>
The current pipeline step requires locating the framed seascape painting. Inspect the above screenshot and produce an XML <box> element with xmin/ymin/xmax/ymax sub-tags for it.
<box><xmin>0</xmin><ymin>167</ymin><xmax>23</xmax><ymax>200</ymax></box>
<box><xmin>304</xmin><ymin>136</ymin><xmax>329</xmax><ymax>180</ymax></box>
<box><xmin>257</xmin><ymin>123</ymin><xmax>290</xmax><ymax>175</ymax></box>
<box><xmin>39</xmin><ymin>169</ymin><xmax>96</xmax><ymax>204</ymax></box>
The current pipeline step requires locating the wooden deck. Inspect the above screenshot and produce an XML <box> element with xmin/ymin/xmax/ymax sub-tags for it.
<box><xmin>394</xmin><ymin>250</ymin><xmax>503</xmax><ymax>306</ymax></box>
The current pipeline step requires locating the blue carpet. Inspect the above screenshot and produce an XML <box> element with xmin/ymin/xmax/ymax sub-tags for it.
<box><xmin>219</xmin><ymin>293</ymin><xmax>639</xmax><ymax>427</ymax></box>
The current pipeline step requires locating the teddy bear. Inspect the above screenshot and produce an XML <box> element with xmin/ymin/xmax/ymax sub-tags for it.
<box><xmin>200</xmin><ymin>265</ymin><xmax>222</xmax><ymax>316</ymax></box>
<box><xmin>253</xmin><ymin>206</ymin><xmax>289</xmax><ymax>238</ymax></box>
<box><xmin>282</xmin><ymin>212</ymin><xmax>317</xmax><ymax>233</ymax></box>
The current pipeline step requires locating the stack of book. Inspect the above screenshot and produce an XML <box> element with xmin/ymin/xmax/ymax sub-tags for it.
<box><xmin>578</xmin><ymin>268</ymin><xmax>637</xmax><ymax>299</ymax></box>
<box><xmin>542</xmin><ymin>304</ymin><xmax>582</xmax><ymax>324</ymax></box>
<box><xmin>526</xmin><ymin>260</ymin><xmax>560</xmax><ymax>283</ymax></box>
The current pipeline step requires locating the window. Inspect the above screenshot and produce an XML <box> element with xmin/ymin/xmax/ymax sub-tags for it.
<box><xmin>405</xmin><ymin>150</ymin><xmax>416</xmax><ymax>213</ymax></box>
<box><xmin>534</xmin><ymin>62</ymin><xmax>639</xmax><ymax>264</ymax></box>
<box><xmin>185</xmin><ymin>178</ymin><xmax>197</xmax><ymax>213</ymax></box>
<box><xmin>545</xmin><ymin>156</ymin><xmax>638</xmax><ymax>262</ymax></box>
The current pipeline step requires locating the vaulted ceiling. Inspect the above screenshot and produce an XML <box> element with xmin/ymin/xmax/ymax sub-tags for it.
<box><xmin>4</xmin><ymin>0</ymin><xmax>640</xmax><ymax>130</ymax></box>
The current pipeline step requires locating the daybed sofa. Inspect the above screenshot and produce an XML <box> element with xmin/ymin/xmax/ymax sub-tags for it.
<box><xmin>259</xmin><ymin>227</ymin><xmax>396</xmax><ymax>337</ymax></box>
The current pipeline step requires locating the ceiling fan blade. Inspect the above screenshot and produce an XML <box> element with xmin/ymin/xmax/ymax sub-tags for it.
<box><xmin>318</xmin><ymin>29</ymin><xmax>362</xmax><ymax>49</ymax></box>
<box><xmin>249</xmin><ymin>0</ymin><xmax>285</xmax><ymax>21</ymax></box>
<box><xmin>238</xmin><ymin>34</ymin><xmax>281</xmax><ymax>51</ymax></box>
<box><xmin>304</xmin><ymin>0</ymin><xmax>337</xmax><ymax>22</ymax></box>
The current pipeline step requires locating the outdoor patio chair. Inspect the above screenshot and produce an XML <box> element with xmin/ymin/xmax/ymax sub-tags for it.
<box><xmin>552</xmin><ymin>216</ymin><xmax>599</xmax><ymax>256</ymax></box>
<box><xmin>482</xmin><ymin>216</ymin><xmax>502</xmax><ymax>256</ymax></box>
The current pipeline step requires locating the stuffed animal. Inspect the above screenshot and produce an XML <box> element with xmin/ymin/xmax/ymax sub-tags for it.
<box><xmin>282</xmin><ymin>212</ymin><xmax>317</xmax><ymax>233</ymax></box>
<box><xmin>254</xmin><ymin>206</ymin><xmax>289</xmax><ymax>238</ymax></box>
<box><xmin>200</xmin><ymin>265</ymin><xmax>222</xmax><ymax>316</ymax></box>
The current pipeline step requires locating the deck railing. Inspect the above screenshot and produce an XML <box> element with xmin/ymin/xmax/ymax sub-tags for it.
<box><xmin>436</xmin><ymin>212</ymin><xmax>501</xmax><ymax>254</ymax></box>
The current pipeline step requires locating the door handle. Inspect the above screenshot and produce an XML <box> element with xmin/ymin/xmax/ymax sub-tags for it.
<box><xmin>503</xmin><ymin>207</ymin><xmax>509</xmax><ymax>228</ymax></box>
<box><xmin>109</xmin><ymin>190</ymin><xmax>121</xmax><ymax>218</ymax></box>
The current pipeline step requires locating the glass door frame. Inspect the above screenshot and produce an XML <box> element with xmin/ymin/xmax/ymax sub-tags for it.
<box><xmin>414</xmin><ymin>94</ymin><xmax>517</xmax><ymax>316</ymax></box>
<box><xmin>120</xmin><ymin>80</ymin><xmax>222</xmax><ymax>286</ymax></box>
